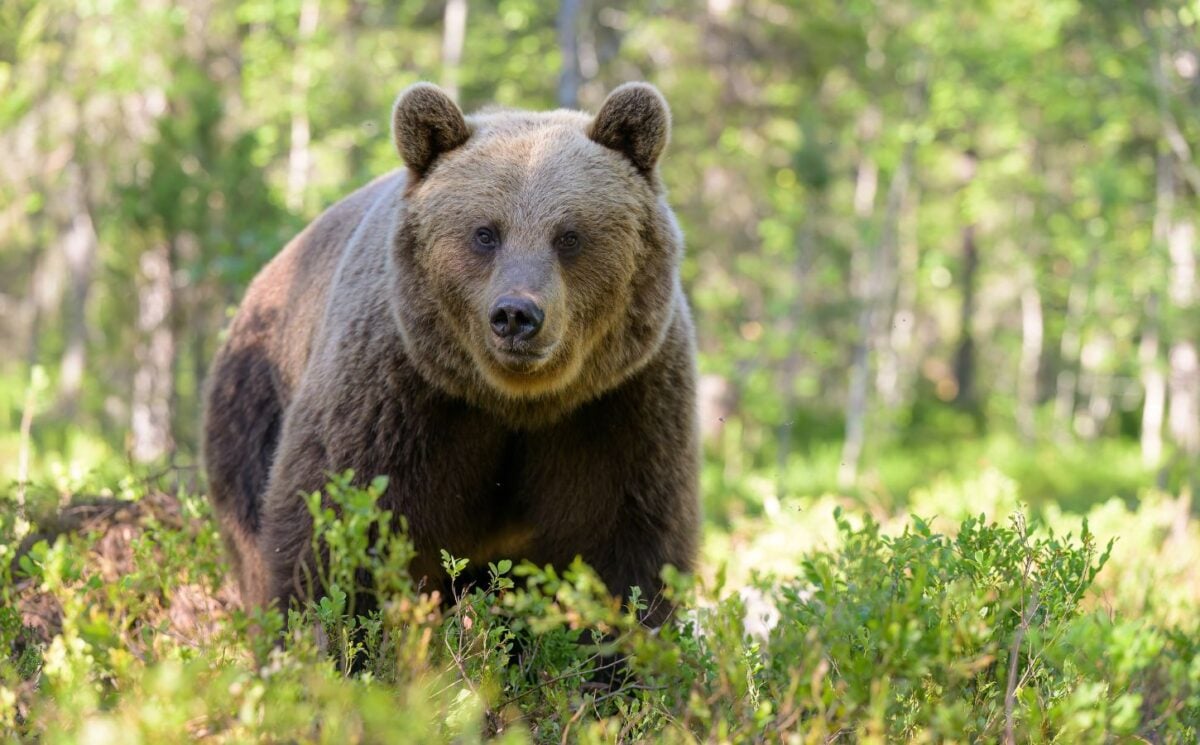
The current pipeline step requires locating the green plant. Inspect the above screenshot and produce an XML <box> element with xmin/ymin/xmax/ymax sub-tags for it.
<box><xmin>2</xmin><ymin>469</ymin><xmax>1197</xmax><ymax>743</ymax></box>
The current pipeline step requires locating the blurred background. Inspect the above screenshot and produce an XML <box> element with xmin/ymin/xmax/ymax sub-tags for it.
<box><xmin>2</xmin><ymin>0</ymin><xmax>1198</xmax><ymax>524</ymax></box>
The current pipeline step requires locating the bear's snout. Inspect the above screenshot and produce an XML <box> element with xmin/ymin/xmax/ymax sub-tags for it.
<box><xmin>489</xmin><ymin>295</ymin><xmax>544</xmax><ymax>342</ymax></box>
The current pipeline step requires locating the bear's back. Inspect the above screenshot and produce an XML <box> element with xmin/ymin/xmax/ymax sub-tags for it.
<box><xmin>234</xmin><ymin>171</ymin><xmax>406</xmax><ymax>397</ymax></box>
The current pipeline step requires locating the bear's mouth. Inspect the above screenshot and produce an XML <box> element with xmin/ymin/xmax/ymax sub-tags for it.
<box><xmin>476</xmin><ymin>336</ymin><xmax>582</xmax><ymax>398</ymax></box>
<box><xmin>491</xmin><ymin>343</ymin><xmax>550</xmax><ymax>373</ymax></box>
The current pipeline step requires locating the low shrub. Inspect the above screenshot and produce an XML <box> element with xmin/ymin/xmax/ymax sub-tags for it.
<box><xmin>1</xmin><ymin>471</ymin><xmax>1197</xmax><ymax>742</ymax></box>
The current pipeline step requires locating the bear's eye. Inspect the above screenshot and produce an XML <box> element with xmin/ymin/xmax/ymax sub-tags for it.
<box><xmin>555</xmin><ymin>231</ymin><xmax>581</xmax><ymax>256</ymax></box>
<box><xmin>474</xmin><ymin>227</ymin><xmax>499</xmax><ymax>250</ymax></box>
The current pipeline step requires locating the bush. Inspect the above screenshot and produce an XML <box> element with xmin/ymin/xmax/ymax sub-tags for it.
<box><xmin>1</xmin><ymin>471</ymin><xmax>1197</xmax><ymax>742</ymax></box>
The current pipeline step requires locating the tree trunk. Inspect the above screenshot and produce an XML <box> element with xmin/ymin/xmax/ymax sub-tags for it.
<box><xmin>556</xmin><ymin>0</ymin><xmax>581</xmax><ymax>108</ymax></box>
<box><xmin>1053</xmin><ymin>248</ymin><xmax>1098</xmax><ymax>441</ymax></box>
<box><xmin>1141</xmin><ymin>294</ymin><xmax>1167</xmax><ymax>468</ymax></box>
<box><xmin>1011</xmin><ymin>186</ymin><xmax>1044</xmax><ymax>442</ymax></box>
<box><xmin>1166</xmin><ymin>216</ymin><xmax>1199</xmax><ymax>460</ymax></box>
<box><xmin>880</xmin><ymin>207</ymin><xmax>915</xmax><ymax>410</ymax></box>
<box><xmin>1080</xmin><ymin>351</ymin><xmax>1113</xmax><ymax>439</ymax></box>
<box><xmin>841</xmin><ymin>328</ymin><xmax>871</xmax><ymax>489</ymax></box>
<box><xmin>1017</xmin><ymin>283</ymin><xmax>1043</xmax><ymax>442</ymax></box>
<box><xmin>887</xmin><ymin>185</ymin><xmax>922</xmax><ymax>412</ymax></box>
<box><xmin>441</xmin><ymin>0</ymin><xmax>467</xmax><ymax>102</ymax></box>
<box><xmin>285</xmin><ymin>0</ymin><xmax>320</xmax><ymax>214</ymax></box>
<box><xmin>1167</xmin><ymin>340</ymin><xmax>1200</xmax><ymax>457</ymax></box>
<box><xmin>172</xmin><ymin>231</ymin><xmax>202</xmax><ymax>455</ymax></box>
<box><xmin>874</xmin><ymin>137</ymin><xmax>916</xmax><ymax>410</ymax></box>
<box><xmin>1144</xmin><ymin>6</ymin><xmax>1200</xmax><ymax>478</ymax></box>
<box><xmin>130</xmin><ymin>242</ymin><xmax>175</xmax><ymax>464</ymax></box>
<box><xmin>776</xmin><ymin>199</ymin><xmax>816</xmax><ymax>477</ymax></box>
<box><xmin>1141</xmin><ymin>154</ymin><xmax>1173</xmax><ymax>466</ymax></box>
<box><xmin>839</xmin><ymin>105</ymin><xmax>881</xmax><ymax>489</ymax></box>
<box><xmin>56</xmin><ymin>161</ymin><xmax>99</xmax><ymax>416</ymax></box>
<box><xmin>25</xmin><ymin>211</ymin><xmax>65</xmax><ymax>368</ymax></box>
<box><xmin>952</xmin><ymin>149</ymin><xmax>979</xmax><ymax>413</ymax></box>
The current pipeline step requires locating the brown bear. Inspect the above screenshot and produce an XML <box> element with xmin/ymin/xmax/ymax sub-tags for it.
<box><xmin>202</xmin><ymin>82</ymin><xmax>699</xmax><ymax>624</ymax></box>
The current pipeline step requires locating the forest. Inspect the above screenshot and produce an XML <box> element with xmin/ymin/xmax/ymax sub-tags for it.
<box><xmin>2</xmin><ymin>0</ymin><xmax>1199</xmax><ymax>741</ymax></box>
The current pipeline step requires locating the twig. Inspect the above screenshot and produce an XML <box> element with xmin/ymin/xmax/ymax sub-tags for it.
<box><xmin>589</xmin><ymin>681</ymin><xmax>665</xmax><ymax>708</ymax></box>
<box><xmin>444</xmin><ymin>621</ymin><xmax>496</xmax><ymax>725</ymax></box>
<box><xmin>560</xmin><ymin>699</ymin><xmax>588</xmax><ymax>745</ymax></box>
<box><xmin>1003</xmin><ymin>595</ymin><xmax>1039</xmax><ymax>745</ymax></box>
<box><xmin>499</xmin><ymin>652</ymin><xmax>626</xmax><ymax>708</ymax></box>
<box><xmin>1004</xmin><ymin>515</ymin><xmax>1037</xmax><ymax>744</ymax></box>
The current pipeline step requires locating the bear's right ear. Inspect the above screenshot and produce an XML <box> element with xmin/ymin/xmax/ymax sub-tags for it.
<box><xmin>392</xmin><ymin>83</ymin><xmax>471</xmax><ymax>178</ymax></box>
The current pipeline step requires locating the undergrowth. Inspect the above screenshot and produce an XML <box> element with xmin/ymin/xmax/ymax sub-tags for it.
<box><xmin>1</xmin><ymin>469</ymin><xmax>1198</xmax><ymax>742</ymax></box>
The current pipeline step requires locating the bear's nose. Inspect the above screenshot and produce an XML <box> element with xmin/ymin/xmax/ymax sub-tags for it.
<box><xmin>489</xmin><ymin>295</ymin><xmax>544</xmax><ymax>341</ymax></box>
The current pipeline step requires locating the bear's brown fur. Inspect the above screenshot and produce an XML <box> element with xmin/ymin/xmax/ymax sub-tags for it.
<box><xmin>202</xmin><ymin>83</ymin><xmax>699</xmax><ymax>623</ymax></box>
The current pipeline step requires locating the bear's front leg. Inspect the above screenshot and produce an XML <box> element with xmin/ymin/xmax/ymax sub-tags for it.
<box><xmin>591</xmin><ymin>439</ymin><xmax>701</xmax><ymax>627</ymax></box>
<box><xmin>255</xmin><ymin>371</ymin><xmax>511</xmax><ymax>614</ymax></box>
<box><xmin>256</xmin><ymin>393</ymin><xmax>406</xmax><ymax>615</ymax></box>
<box><xmin>257</xmin><ymin>410</ymin><xmax>335</xmax><ymax>613</ymax></box>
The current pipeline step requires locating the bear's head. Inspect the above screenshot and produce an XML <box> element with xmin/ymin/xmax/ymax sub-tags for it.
<box><xmin>387</xmin><ymin>82</ymin><xmax>686</xmax><ymax>428</ymax></box>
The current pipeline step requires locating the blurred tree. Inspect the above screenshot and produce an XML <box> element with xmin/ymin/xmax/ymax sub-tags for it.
<box><xmin>557</xmin><ymin>0</ymin><xmax>582</xmax><ymax>108</ymax></box>
<box><xmin>286</xmin><ymin>0</ymin><xmax>321</xmax><ymax>213</ymax></box>
<box><xmin>54</xmin><ymin>161</ymin><xmax>98</xmax><ymax>418</ymax></box>
<box><xmin>441</xmin><ymin>0</ymin><xmax>468</xmax><ymax>101</ymax></box>
<box><xmin>1</xmin><ymin>0</ymin><xmax>1197</xmax><ymax>499</ymax></box>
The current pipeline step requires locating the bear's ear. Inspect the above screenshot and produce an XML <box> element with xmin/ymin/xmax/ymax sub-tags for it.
<box><xmin>589</xmin><ymin>82</ymin><xmax>671</xmax><ymax>174</ymax></box>
<box><xmin>392</xmin><ymin>83</ymin><xmax>471</xmax><ymax>177</ymax></box>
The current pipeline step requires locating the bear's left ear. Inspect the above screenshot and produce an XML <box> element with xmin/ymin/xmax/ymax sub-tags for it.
<box><xmin>392</xmin><ymin>83</ymin><xmax>471</xmax><ymax>177</ymax></box>
<box><xmin>589</xmin><ymin>82</ymin><xmax>671</xmax><ymax>175</ymax></box>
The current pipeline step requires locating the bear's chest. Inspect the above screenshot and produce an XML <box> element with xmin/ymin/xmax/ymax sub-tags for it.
<box><xmin>361</xmin><ymin>402</ymin><xmax>536</xmax><ymax>549</ymax></box>
<box><xmin>473</xmin><ymin>432</ymin><xmax>536</xmax><ymax>552</ymax></box>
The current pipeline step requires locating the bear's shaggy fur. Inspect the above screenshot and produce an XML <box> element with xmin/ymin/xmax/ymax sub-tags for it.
<box><xmin>202</xmin><ymin>83</ymin><xmax>699</xmax><ymax>622</ymax></box>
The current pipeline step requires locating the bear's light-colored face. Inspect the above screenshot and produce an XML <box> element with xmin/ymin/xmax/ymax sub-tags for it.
<box><xmin>410</xmin><ymin>119</ymin><xmax>651</xmax><ymax>396</ymax></box>
<box><xmin>391</xmin><ymin>84</ymin><xmax>679</xmax><ymax>405</ymax></box>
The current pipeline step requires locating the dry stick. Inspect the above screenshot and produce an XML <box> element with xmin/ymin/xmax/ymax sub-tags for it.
<box><xmin>445</xmin><ymin>619</ymin><xmax>491</xmax><ymax>718</ymax></box>
<box><xmin>1004</xmin><ymin>515</ymin><xmax>1037</xmax><ymax>744</ymax></box>
<box><xmin>559</xmin><ymin>700</ymin><xmax>588</xmax><ymax>745</ymax></box>
<box><xmin>1003</xmin><ymin>596</ymin><xmax>1039</xmax><ymax>745</ymax></box>
<box><xmin>1012</xmin><ymin>557</ymin><xmax>1100</xmax><ymax>699</ymax></box>
<box><xmin>445</xmin><ymin>601</ymin><xmax>506</xmax><ymax>732</ymax></box>
<box><xmin>590</xmin><ymin>682</ymin><xmax>664</xmax><ymax>710</ymax></box>
<box><xmin>499</xmin><ymin>651</ymin><xmax>626</xmax><ymax>708</ymax></box>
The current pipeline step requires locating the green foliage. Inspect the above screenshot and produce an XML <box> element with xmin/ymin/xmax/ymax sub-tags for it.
<box><xmin>2</xmin><ymin>470</ymin><xmax>1196</xmax><ymax>742</ymax></box>
<box><xmin>5</xmin><ymin>0</ymin><xmax>1200</xmax><ymax>488</ymax></box>
<box><xmin>3</xmin><ymin>0</ymin><xmax>1200</xmax><ymax>740</ymax></box>
<box><xmin>768</xmin><ymin>512</ymin><xmax>1114</xmax><ymax>739</ymax></box>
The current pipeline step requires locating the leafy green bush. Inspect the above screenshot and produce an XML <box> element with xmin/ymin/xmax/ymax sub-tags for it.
<box><xmin>2</xmin><ymin>471</ymin><xmax>1197</xmax><ymax>742</ymax></box>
